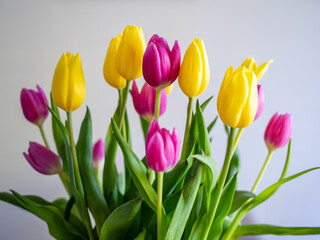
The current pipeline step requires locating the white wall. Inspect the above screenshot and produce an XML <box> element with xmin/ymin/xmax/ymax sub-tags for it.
<box><xmin>1</xmin><ymin>0</ymin><xmax>319</xmax><ymax>239</ymax></box>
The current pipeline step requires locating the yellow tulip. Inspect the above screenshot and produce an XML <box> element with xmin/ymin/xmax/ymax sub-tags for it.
<box><xmin>241</xmin><ymin>57</ymin><xmax>273</xmax><ymax>81</ymax></box>
<box><xmin>51</xmin><ymin>52</ymin><xmax>86</xmax><ymax>112</ymax></box>
<box><xmin>116</xmin><ymin>25</ymin><xmax>146</xmax><ymax>81</ymax></box>
<box><xmin>217</xmin><ymin>66</ymin><xmax>258</xmax><ymax>128</ymax></box>
<box><xmin>166</xmin><ymin>83</ymin><xmax>174</xmax><ymax>95</ymax></box>
<box><xmin>103</xmin><ymin>33</ymin><xmax>126</xmax><ymax>89</ymax></box>
<box><xmin>178</xmin><ymin>38</ymin><xmax>210</xmax><ymax>98</ymax></box>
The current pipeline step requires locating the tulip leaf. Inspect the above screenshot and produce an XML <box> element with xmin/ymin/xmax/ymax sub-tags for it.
<box><xmin>187</xmin><ymin>211</ymin><xmax>208</xmax><ymax>240</ymax></box>
<box><xmin>100</xmin><ymin>198</ymin><xmax>142</xmax><ymax>240</ymax></box>
<box><xmin>134</xmin><ymin>228</ymin><xmax>147</xmax><ymax>240</ymax></box>
<box><xmin>111</xmin><ymin>119</ymin><xmax>157</xmax><ymax>212</ymax></box>
<box><xmin>76</xmin><ymin>107</ymin><xmax>110</xmax><ymax>233</ymax></box>
<box><xmin>165</xmin><ymin>162</ymin><xmax>203</xmax><ymax>240</ymax></box>
<box><xmin>180</xmin><ymin>112</ymin><xmax>198</xmax><ymax>161</ymax></box>
<box><xmin>234</xmin><ymin>224</ymin><xmax>320</xmax><ymax>239</ymax></box>
<box><xmin>279</xmin><ymin>139</ymin><xmax>292</xmax><ymax>180</ymax></box>
<box><xmin>200</xmin><ymin>95</ymin><xmax>214</xmax><ymax>112</ymax></box>
<box><xmin>229</xmin><ymin>191</ymin><xmax>255</xmax><ymax>215</ymax></box>
<box><xmin>196</xmin><ymin>100</ymin><xmax>212</xmax><ymax>156</ymax></box>
<box><xmin>207</xmin><ymin>172</ymin><xmax>238</xmax><ymax>240</ymax></box>
<box><xmin>207</xmin><ymin>116</ymin><xmax>218</xmax><ymax>134</ymax></box>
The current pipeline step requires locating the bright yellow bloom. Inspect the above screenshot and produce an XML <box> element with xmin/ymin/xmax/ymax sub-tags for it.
<box><xmin>241</xmin><ymin>57</ymin><xmax>273</xmax><ymax>81</ymax></box>
<box><xmin>217</xmin><ymin>66</ymin><xmax>258</xmax><ymax>128</ymax></box>
<box><xmin>51</xmin><ymin>52</ymin><xmax>86</xmax><ymax>112</ymax></box>
<box><xmin>166</xmin><ymin>83</ymin><xmax>174</xmax><ymax>95</ymax></box>
<box><xmin>103</xmin><ymin>33</ymin><xmax>126</xmax><ymax>89</ymax></box>
<box><xmin>178</xmin><ymin>38</ymin><xmax>210</xmax><ymax>98</ymax></box>
<box><xmin>116</xmin><ymin>25</ymin><xmax>146</xmax><ymax>81</ymax></box>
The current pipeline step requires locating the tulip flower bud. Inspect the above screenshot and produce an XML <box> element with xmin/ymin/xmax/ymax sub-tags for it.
<box><xmin>217</xmin><ymin>66</ymin><xmax>258</xmax><ymax>128</ymax></box>
<box><xmin>116</xmin><ymin>25</ymin><xmax>146</xmax><ymax>81</ymax></box>
<box><xmin>93</xmin><ymin>139</ymin><xmax>105</xmax><ymax>168</ymax></box>
<box><xmin>264</xmin><ymin>113</ymin><xmax>292</xmax><ymax>152</ymax></box>
<box><xmin>20</xmin><ymin>85</ymin><xmax>49</xmax><ymax>126</ymax></box>
<box><xmin>178</xmin><ymin>38</ymin><xmax>210</xmax><ymax>98</ymax></box>
<box><xmin>143</xmin><ymin>34</ymin><xmax>181</xmax><ymax>90</ymax></box>
<box><xmin>241</xmin><ymin>57</ymin><xmax>273</xmax><ymax>81</ymax></box>
<box><xmin>132</xmin><ymin>81</ymin><xmax>167</xmax><ymax>122</ymax></box>
<box><xmin>254</xmin><ymin>85</ymin><xmax>265</xmax><ymax>121</ymax></box>
<box><xmin>103</xmin><ymin>33</ymin><xmax>126</xmax><ymax>89</ymax></box>
<box><xmin>23</xmin><ymin>142</ymin><xmax>62</xmax><ymax>175</ymax></box>
<box><xmin>146</xmin><ymin>119</ymin><xmax>180</xmax><ymax>172</ymax></box>
<box><xmin>51</xmin><ymin>52</ymin><xmax>86</xmax><ymax>112</ymax></box>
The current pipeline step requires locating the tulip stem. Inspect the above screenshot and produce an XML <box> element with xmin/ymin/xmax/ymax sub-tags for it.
<box><xmin>251</xmin><ymin>151</ymin><xmax>273</xmax><ymax>193</ymax></box>
<box><xmin>39</xmin><ymin>125</ymin><xmax>50</xmax><ymax>149</ymax></box>
<box><xmin>154</xmin><ymin>89</ymin><xmax>162</xmax><ymax>120</ymax></box>
<box><xmin>59</xmin><ymin>171</ymin><xmax>73</xmax><ymax>197</ymax></box>
<box><xmin>232</xmin><ymin>128</ymin><xmax>243</xmax><ymax>154</ymax></box>
<box><xmin>180</xmin><ymin>97</ymin><xmax>194</xmax><ymax>161</ymax></box>
<box><xmin>118</xmin><ymin>82</ymin><xmax>131</xmax><ymax>129</ymax></box>
<box><xmin>204</xmin><ymin>127</ymin><xmax>236</xmax><ymax>239</ymax></box>
<box><xmin>157</xmin><ymin>172</ymin><xmax>164</xmax><ymax>240</ymax></box>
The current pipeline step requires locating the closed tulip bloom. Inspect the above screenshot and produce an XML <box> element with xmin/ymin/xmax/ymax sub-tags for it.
<box><xmin>264</xmin><ymin>113</ymin><xmax>292</xmax><ymax>152</ymax></box>
<box><xmin>132</xmin><ymin>81</ymin><xmax>167</xmax><ymax>122</ymax></box>
<box><xmin>146</xmin><ymin>119</ymin><xmax>180</xmax><ymax>172</ymax></box>
<box><xmin>103</xmin><ymin>33</ymin><xmax>126</xmax><ymax>89</ymax></box>
<box><xmin>241</xmin><ymin>57</ymin><xmax>273</xmax><ymax>81</ymax></box>
<box><xmin>178</xmin><ymin>38</ymin><xmax>210</xmax><ymax>98</ymax></box>
<box><xmin>116</xmin><ymin>25</ymin><xmax>146</xmax><ymax>81</ymax></box>
<box><xmin>217</xmin><ymin>66</ymin><xmax>258</xmax><ymax>128</ymax></box>
<box><xmin>254</xmin><ymin>85</ymin><xmax>265</xmax><ymax>121</ymax></box>
<box><xmin>23</xmin><ymin>142</ymin><xmax>62</xmax><ymax>175</ymax></box>
<box><xmin>51</xmin><ymin>52</ymin><xmax>86</xmax><ymax>112</ymax></box>
<box><xmin>93</xmin><ymin>139</ymin><xmax>105</xmax><ymax>168</ymax></box>
<box><xmin>143</xmin><ymin>34</ymin><xmax>181</xmax><ymax>90</ymax></box>
<box><xmin>20</xmin><ymin>85</ymin><xmax>49</xmax><ymax>126</ymax></box>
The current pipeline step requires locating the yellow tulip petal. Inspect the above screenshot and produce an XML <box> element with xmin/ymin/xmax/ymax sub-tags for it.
<box><xmin>195</xmin><ymin>38</ymin><xmax>210</xmax><ymax>96</ymax></box>
<box><xmin>241</xmin><ymin>57</ymin><xmax>255</xmax><ymax>72</ymax></box>
<box><xmin>166</xmin><ymin>83</ymin><xmax>174</xmax><ymax>95</ymax></box>
<box><xmin>256</xmin><ymin>59</ymin><xmax>274</xmax><ymax>81</ymax></box>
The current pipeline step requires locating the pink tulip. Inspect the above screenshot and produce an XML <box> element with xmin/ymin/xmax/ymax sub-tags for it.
<box><xmin>132</xmin><ymin>81</ymin><xmax>167</xmax><ymax>122</ymax></box>
<box><xmin>93</xmin><ymin>138</ymin><xmax>104</xmax><ymax>168</ymax></box>
<box><xmin>146</xmin><ymin>119</ymin><xmax>180</xmax><ymax>172</ymax></box>
<box><xmin>264</xmin><ymin>113</ymin><xmax>292</xmax><ymax>152</ymax></box>
<box><xmin>23</xmin><ymin>142</ymin><xmax>62</xmax><ymax>175</ymax></box>
<box><xmin>142</xmin><ymin>34</ymin><xmax>180</xmax><ymax>90</ymax></box>
<box><xmin>254</xmin><ymin>85</ymin><xmax>265</xmax><ymax>121</ymax></box>
<box><xmin>20</xmin><ymin>85</ymin><xmax>49</xmax><ymax>126</ymax></box>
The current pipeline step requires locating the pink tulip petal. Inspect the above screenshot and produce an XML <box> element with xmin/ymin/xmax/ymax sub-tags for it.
<box><xmin>169</xmin><ymin>40</ymin><xmax>181</xmax><ymax>83</ymax></box>
<box><xmin>146</xmin><ymin>132</ymin><xmax>168</xmax><ymax>172</ymax></box>
<box><xmin>143</xmin><ymin>43</ymin><xmax>162</xmax><ymax>87</ymax></box>
<box><xmin>146</xmin><ymin>119</ymin><xmax>160</xmax><ymax>144</ymax></box>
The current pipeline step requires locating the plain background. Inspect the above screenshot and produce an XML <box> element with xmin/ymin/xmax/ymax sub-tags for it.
<box><xmin>1</xmin><ymin>0</ymin><xmax>320</xmax><ymax>239</ymax></box>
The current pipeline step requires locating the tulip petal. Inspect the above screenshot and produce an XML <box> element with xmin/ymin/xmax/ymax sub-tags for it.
<box><xmin>146</xmin><ymin>132</ymin><xmax>168</xmax><ymax>172</ymax></box>
<box><xmin>160</xmin><ymin>129</ymin><xmax>175</xmax><ymax>168</ymax></box>
<box><xmin>155</xmin><ymin>39</ymin><xmax>171</xmax><ymax>84</ymax></box>
<box><xmin>143</xmin><ymin>43</ymin><xmax>162</xmax><ymax>87</ymax></box>
<box><xmin>195</xmin><ymin>38</ymin><xmax>210</xmax><ymax>96</ymax></box>
<box><xmin>256</xmin><ymin>59</ymin><xmax>274</xmax><ymax>81</ymax></box>
<box><xmin>146</xmin><ymin>119</ymin><xmax>160</xmax><ymax>145</ymax></box>
<box><xmin>169</xmin><ymin>40</ymin><xmax>181</xmax><ymax>84</ymax></box>
<box><xmin>23</xmin><ymin>152</ymin><xmax>48</xmax><ymax>175</ymax></box>
<box><xmin>132</xmin><ymin>81</ymin><xmax>143</xmax><ymax>115</ymax></box>
<box><xmin>171</xmin><ymin>128</ymin><xmax>180</xmax><ymax>166</ymax></box>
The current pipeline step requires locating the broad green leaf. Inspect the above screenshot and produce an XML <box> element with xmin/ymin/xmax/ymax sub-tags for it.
<box><xmin>207</xmin><ymin>116</ymin><xmax>218</xmax><ymax>134</ymax></box>
<box><xmin>76</xmin><ymin>107</ymin><xmax>110</xmax><ymax>233</ymax></box>
<box><xmin>200</xmin><ymin>95</ymin><xmax>214</xmax><ymax>112</ymax></box>
<box><xmin>100</xmin><ymin>198</ymin><xmax>142</xmax><ymax>240</ymax></box>
<box><xmin>229</xmin><ymin>191</ymin><xmax>255</xmax><ymax>215</ymax></box>
<box><xmin>234</xmin><ymin>224</ymin><xmax>320</xmax><ymax>239</ymax></box>
<box><xmin>187</xmin><ymin>211</ymin><xmax>207</xmax><ymax>240</ymax></box>
<box><xmin>180</xmin><ymin>113</ymin><xmax>198</xmax><ymax>161</ymax></box>
<box><xmin>165</xmin><ymin>163</ymin><xmax>203</xmax><ymax>240</ymax></box>
<box><xmin>112</xmin><ymin>119</ymin><xmax>157</xmax><ymax>212</ymax></box>
<box><xmin>196</xmin><ymin>100</ymin><xmax>212</xmax><ymax>156</ymax></box>
<box><xmin>134</xmin><ymin>228</ymin><xmax>147</xmax><ymax>240</ymax></box>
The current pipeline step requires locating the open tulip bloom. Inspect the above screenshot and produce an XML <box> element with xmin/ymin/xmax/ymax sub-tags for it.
<box><xmin>2</xmin><ymin>26</ymin><xmax>320</xmax><ymax>240</ymax></box>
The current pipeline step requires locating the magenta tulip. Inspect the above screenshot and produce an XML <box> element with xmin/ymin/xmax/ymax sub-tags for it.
<box><xmin>146</xmin><ymin>119</ymin><xmax>180</xmax><ymax>172</ymax></box>
<box><xmin>142</xmin><ymin>34</ymin><xmax>181</xmax><ymax>90</ymax></box>
<box><xmin>93</xmin><ymin>138</ymin><xmax>104</xmax><ymax>168</ymax></box>
<box><xmin>20</xmin><ymin>85</ymin><xmax>49</xmax><ymax>126</ymax></box>
<box><xmin>132</xmin><ymin>80</ymin><xmax>167</xmax><ymax>122</ymax></box>
<box><xmin>23</xmin><ymin>142</ymin><xmax>62</xmax><ymax>175</ymax></box>
<box><xmin>254</xmin><ymin>85</ymin><xmax>265</xmax><ymax>121</ymax></box>
<box><xmin>264</xmin><ymin>113</ymin><xmax>292</xmax><ymax>152</ymax></box>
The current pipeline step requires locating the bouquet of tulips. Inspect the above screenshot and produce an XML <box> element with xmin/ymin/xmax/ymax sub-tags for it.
<box><xmin>1</xmin><ymin>25</ymin><xmax>320</xmax><ymax>240</ymax></box>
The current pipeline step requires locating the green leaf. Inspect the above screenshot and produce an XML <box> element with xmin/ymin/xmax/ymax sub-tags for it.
<box><xmin>207</xmin><ymin>116</ymin><xmax>218</xmax><ymax>134</ymax></box>
<box><xmin>196</xmin><ymin>100</ymin><xmax>212</xmax><ymax>156</ymax></box>
<box><xmin>111</xmin><ymin>119</ymin><xmax>157</xmax><ymax>212</ymax></box>
<box><xmin>234</xmin><ymin>224</ymin><xmax>320</xmax><ymax>239</ymax></box>
<box><xmin>229</xmin><ymin>191</ymin><xmax>255</xmax><ymax>215</ymax></box>
<box><xmin>76</xmin><ymin>107</ymin><xmax>110</xmax><ymax>233</ymax></box>
<box><xmin>134</xmin><ymin>228</ymin><xmax>147</xmax><ymax>240</ymax></box>
<box><xmin>200</xmin><ymin>95</ymin><xmax>214</xmax><ymax>112</ymax></box>
<box><xmin>208</xmin><ymin>172</ymin><xmax>238</xmax><ymax>240</ymax></box>
<box><xmin>279</xmin><ymin>139</ymin><xmax>292</xmax><ymax>180</ymax></box>
<box><xmin>165</xmin><ymin>162</ymin><xmax>203</xmax><ymax>240</ymax></box>
<box><xmin>187</xmin><ymin>211</ymin><xmax>207</xmax><ymax>240</ymax></box>
<box><xmin>100</xmin><ymin>198</ymin><xmax>142</xmax><ymax>240</ymax></box>
<box><xmin>180</xmin><ymin>113</ymin><xmax>198</xmax><ymax>161</ymax></box>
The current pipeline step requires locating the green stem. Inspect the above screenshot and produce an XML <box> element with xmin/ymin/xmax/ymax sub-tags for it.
<box><xmin>180</xmin><ymin>97</ymin><xmax>194</xmax><ymax>161</ymax></box>
<box><xmin>203</xmin><ymin>128</ymin><xmax>237</xmax><ymax>239</ymax></box>
<box><xmin>118</xmin><ymin>82</ymin><xmax>130</xmax><ymax>128</ymax></box>
<box><xmin>94</xmin><ymin>164</ymin><xmax>102</xmax><ymax>191</ymax></box>
<box><xmin>232</xmin><ymin>128</ymin><xmax>243</xmax><ymax>153</ymax></box>
<box><xmin>157</xmin><ymin>172</ymin><xmax>163</xmax><ymax>240</ymax></box>
<box><xmin>59</xmin><ymin>171</ymin><xmax>73</xmax><ymax>196</ymax></box>
<box><xmin>66</xmin><ymin>112</ymin><xmax>94</xmax><ymax>240</ymax></box>
<box><xmin>39</xmin><ymin>125</ymin><xmax>50</xmax><ymax>149</ymax></box>
<box><xmin>154</xmin><ymin>89</ymin><xmax>161</xmax><ymax>120</ymax></box>
<box><xmin>251</xmin><ymin>151</ymin><xmax>273</xmax><ymax>193</ymax></box>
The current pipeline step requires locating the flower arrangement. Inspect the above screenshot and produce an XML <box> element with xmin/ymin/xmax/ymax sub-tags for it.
<box><xmin>1</xmin><ymin>25</ymin><xmax>319</xmax><ymax>240</ymax></box>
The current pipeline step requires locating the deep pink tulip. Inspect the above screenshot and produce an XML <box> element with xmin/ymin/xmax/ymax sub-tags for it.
<box><xmin>254</xmin><ymin>85</ymin><xmax>265</xmax><ymax>121</ymax></box>
<box><xmin>142</xmin><ymin>34</ymin><xmax>181</xmax><ymax>90</ymax></box>
<box><xmin>93</xmin><ymin>138</ymin><xmax>105</xmax><ymax>168</ymax></box>
<box><xmin>132</xmin><ymin>81</ymin><xmax>167</xmax><ymax>122</ymax></box>
<box><xmin>20</xmin><ymin>85</ymin><xmax>49</xmax><ymax>126</ymax></box>
<box><xmin>264</xmin><ymin>113</ymin><xmax>292</xmax><ymax>152</ymax></box>
<box><xmin>146</xmin><ymin>119</ymin><xmax>180</xmax><ymax>172</ymax></box>
<box><xmin>23</xmin><ymin>142</ymin><xmax>62</xmax><ymax>175</ymax></box>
